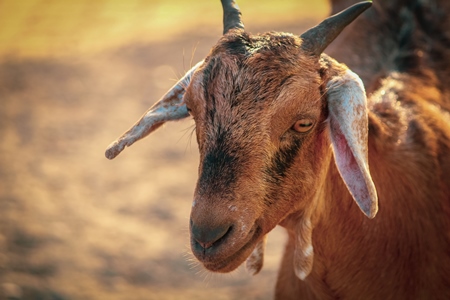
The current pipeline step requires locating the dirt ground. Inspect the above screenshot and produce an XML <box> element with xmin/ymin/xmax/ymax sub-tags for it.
<box><xmin>0</xmin><ymin>1</ymin><xmax>327</xmax><ymax>299</ymax></box>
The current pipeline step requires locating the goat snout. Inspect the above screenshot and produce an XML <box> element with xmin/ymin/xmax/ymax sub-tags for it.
<box><xmin>189</xmin><ymin>203</ymin><xmax>263</xmax><ymax>272</ymax></box>
<box><xmin>190</xmin><ymin>219</ymin><xmax>232</xmax><ymax>250</ymax></box>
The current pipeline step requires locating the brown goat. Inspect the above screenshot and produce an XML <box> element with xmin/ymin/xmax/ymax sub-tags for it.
<box><xmin>105</xmin><ymin>0</ymin><xmax>450</xmax><ymax>299</ymax></box>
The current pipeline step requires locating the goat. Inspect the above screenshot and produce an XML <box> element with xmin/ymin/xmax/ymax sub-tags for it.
<box><xmin>105</xmin><ymin>0</ymin><xmax>450</xmax><ymax>298</ymax></box>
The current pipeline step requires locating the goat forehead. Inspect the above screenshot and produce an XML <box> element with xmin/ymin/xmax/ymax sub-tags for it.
<box><xmin>212</xmin><ymin>31</ymin><xmax>301</xmax><ymax>58</ymax></box>
<box><xmin>195</xmin><ymin>32</ymin><xmax>317</xmax><ymax>113</ymax></box>
<box><xmin>184</xmin><ymin>31</ymin><xmax>323</xmax><ymax>150</ymax></box>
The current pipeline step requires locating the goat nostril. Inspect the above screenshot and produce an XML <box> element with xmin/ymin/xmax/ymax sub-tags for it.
<box><xmin>191</xmin><ymin>220</ymin><xmax>232</xmax><ymax>250</ymax></box>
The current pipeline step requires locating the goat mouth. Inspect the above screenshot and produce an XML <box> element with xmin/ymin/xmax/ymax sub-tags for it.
<box><xmin>195</xmin><ymin>225</ymin><xmax>263</xmax><ymax>273</ymax></box>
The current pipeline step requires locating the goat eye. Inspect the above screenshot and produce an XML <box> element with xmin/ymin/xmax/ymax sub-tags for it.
<box><xmin>292</xmin><ymin>119</ymin><xmax>314</xmax><ymax>133</ymax></box>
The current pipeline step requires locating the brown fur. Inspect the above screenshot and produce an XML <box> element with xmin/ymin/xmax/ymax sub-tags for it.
<box><xmin>181</xmin><ymin>1</ymin><xmax>450</xmax><ymax>299</ymax></box>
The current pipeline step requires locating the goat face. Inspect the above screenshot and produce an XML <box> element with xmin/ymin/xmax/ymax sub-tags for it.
<box><xmin>184</xmin><ymin>31</ymin><xmax>329</xmax><ymax>272</ymax></box>
<box><xmin>105</xmin><ymin>1</ymin><xmax>377</xmax><ymax>277</ymax></box>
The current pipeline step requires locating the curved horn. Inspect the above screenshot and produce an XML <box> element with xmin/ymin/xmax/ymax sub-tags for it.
<box><xmin>300</xmin><ymin>1</ymin><xmax>372</xmax><ymax>56</ymax></box>
<box><xmin>105</xmin><ymin>60</ymin><xmax>204</xmax><ymax>160</ymax></box>
<box><xmin>221</xmin><ymin>0</ymin><xmax>244</xmax><ymax>34</ymax></box>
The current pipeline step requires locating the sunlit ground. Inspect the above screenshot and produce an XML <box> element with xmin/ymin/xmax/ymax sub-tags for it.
<box><xmin>0</xmin><ymin>1</ymin><xmax>328</xmax><ymax>299</ymax></box>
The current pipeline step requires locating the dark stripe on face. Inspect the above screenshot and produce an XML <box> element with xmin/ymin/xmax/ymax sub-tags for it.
<box><xmin>202</xmin><ymin>58</ymin><xmax>215</xmax><ymax>100</ymax></box>
<box><xmin>203</xmin><ymin>58</ymin><xmax>226</xmax><ymax>126</ymax></box>
<box><xmin>264</xmin><ymin>138</ymin><xmax>302</xmax><ymax>205</ymax></box>
<box><xmin>198</xmin><ymin>126</ymin><xmax>239</xmax><ymax>195</ymax></box>
<box><xmin>208</xmin><ymin>94</ymin><xmax>216</xmax><ymax>123</ymax></box>
<box><xmin>271</xmin><ymin>138</ymin><xmax>302</xmax><ymax>178</ymax></box>
<box><xmin>203</xmin><ymin>58</ymin><xmax>221</xmax><ymax>89</ymax></box>
<box><xmin>280</xmin><ymin>75</ymin><xmax>293</xmax><ymax>88</ymax></box>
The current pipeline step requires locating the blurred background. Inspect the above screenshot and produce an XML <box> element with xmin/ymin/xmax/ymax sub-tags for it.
<box><xmin>0</xmin><ymin>1</ymin><xmax>328</xmax><ymax>299</ymax></box>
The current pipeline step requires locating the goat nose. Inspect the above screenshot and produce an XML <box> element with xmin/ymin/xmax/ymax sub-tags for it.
<box><xmin>190</xmin><ymin>219</ymin><xmax>232</xmax><ymax>249</ymax></box>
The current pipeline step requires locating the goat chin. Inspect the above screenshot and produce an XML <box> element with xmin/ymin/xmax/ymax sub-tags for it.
<box><xmin>193</xmin><ymin>224</ymin><xmax>263</xmax><ymax>273</ymax></box>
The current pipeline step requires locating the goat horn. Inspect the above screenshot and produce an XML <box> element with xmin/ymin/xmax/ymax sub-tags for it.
<box><xmin>221</xmin><ymin>0</ymin><xmax>244</xmax><ymax>34</ymax></box>
<box><xmin>105</xmin><ymin>60</ymin><xmax>204</xmax><ymax>160</ymax></box>
<box><xmin>300</xmin><ymin>1</ymin><xmax>372</xmax><ymax>56</ymax></box>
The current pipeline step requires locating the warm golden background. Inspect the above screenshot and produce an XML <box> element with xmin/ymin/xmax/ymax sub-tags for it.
<box><xmin>0</xmin><ymin>1</ymin><xmax>328</xmax><ymax>299</ymax></box>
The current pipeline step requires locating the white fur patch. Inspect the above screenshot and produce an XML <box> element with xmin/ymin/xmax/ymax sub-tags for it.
<box><xmin>297</xmin><ymin>270</ymin><xmax>308</xmax><ymax>281</ymax></box>
<box><xmin>303</xmin><ymin>244</ymin><xmax>314</xmax><ymax>258</ymax></box>
<box><xmin>293</xmin><ymin>218</ymin><xmax>314</xmax><ymax>281</ymax></box>
<box><xmin>229</xmin><ymin>205</ymin><xmax>237</xmax><ymax>212</ymax></box>
<box><xmin>246</xmin><ymin>235</ymin><xmax>267</xmax><ymax>275</ymax></box>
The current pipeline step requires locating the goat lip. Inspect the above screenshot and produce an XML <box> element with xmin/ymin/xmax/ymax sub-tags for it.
<box><xmin>198</xmin><ymin>225</ymin><xmax>263</xmax><ymax>273</ymax></box>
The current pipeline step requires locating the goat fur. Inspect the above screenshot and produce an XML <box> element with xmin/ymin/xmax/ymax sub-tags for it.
<box><xmin>106</xmin><ymin>0</ymin><xmax>450</xmax><ymax>298</ymax></box>
<box><xmin>274</xmin><ymin>0</ymin><xmax>450</xmax><ymax>298</ymax></box>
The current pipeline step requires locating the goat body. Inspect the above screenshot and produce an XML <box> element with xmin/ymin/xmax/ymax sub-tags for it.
<box><xmin>274</xmin><ymin>2</ymin><xmax>450</xmax><ymax>298</ymax></box>
<box><xmin>106</xmin><ymin>0</ymin><xmax>450</xmax><ymax>299</ymax></box>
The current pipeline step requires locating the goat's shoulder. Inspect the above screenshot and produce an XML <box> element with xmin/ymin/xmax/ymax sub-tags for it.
<box><xmin>368</xmin><ymin>71</ymin><xmax>450</xmax><ymax>152</ymax></box>
<box><xmin>366</xmin><ymin>71</ymin><xmax>450</xmax><ymax>219</ymax></box>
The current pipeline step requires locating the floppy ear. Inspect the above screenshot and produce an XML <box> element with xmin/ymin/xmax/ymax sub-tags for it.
<box><xmin>105</xmin><ymin>60</ymin><xmax>204</xmax><ymax>160</ymax></box>
<box><xmin>326</xmin><ymin>69</ymin><xmax>378</xmax><ymax>218</ymax></box>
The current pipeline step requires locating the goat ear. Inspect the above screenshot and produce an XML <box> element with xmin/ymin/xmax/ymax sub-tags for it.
<box><xmin>327</xmin><ymin>69</ymin><xmax>378</xmax><ymax>218</ymax></box>
<box><xmin>105</xmin><ymin>60</ymin><xmax>204</xmax><ymax>160</ymax></box>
